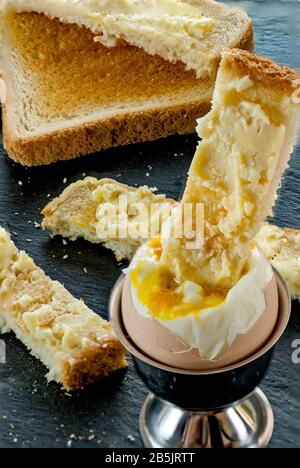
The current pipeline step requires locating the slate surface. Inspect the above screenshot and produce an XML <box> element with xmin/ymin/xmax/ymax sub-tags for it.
<box><xmin>0</xmin><ymin>0</ymin><xmax>299</xmax><ymax>449</ymax></box>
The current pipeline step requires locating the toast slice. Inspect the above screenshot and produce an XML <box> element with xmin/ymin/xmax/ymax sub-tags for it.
<box><xmin>0</xmin><ymin>227</ymin><xmax>127</xmax><ymax>391</ymax></box>
<box><xmin>5</xmin><ymin>0</ymin><xmax>253</xmax><ymax>78</ymax></box>
<box><xmin>42</xmin><ymin>177</ymin><xmax>300</xmax><ymax>301</ymax></box>
<box><xmin>255</xmin><ymin>223</ymin><xmax>300</xmax><ymax>301</ymax></box>
<box><xmin>42</xmin><ymin>177</ymin><xmax>177</xmax><ymax>262</ymax></box>
<box><xmin>160</xmin><ymin>48</ymin><xmax>300</xmax><ymax>290</ymax></box>
<box><xmin>1</xmin><ymin>0</ymin><xmax>253</xmax><ymax>166</ymax></box>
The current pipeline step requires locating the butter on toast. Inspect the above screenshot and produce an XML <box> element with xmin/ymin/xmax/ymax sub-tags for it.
<box><xmin>42</xmin><ymin>177</ymin><xmax>300</xmax><ymax>301</ymax></box>
<box><xmin>0</xmin><ymin>227</ymin><xmax>127</xmax><ymax>391</ymax></box>
<box><xmin>161</xmin><ymin>48</ymin><xmax>300</xmax><ymax>290</ymax></box>
<box><xmin>1</xmin><ymin>0</ymin><xmax>253</xmax><ymax>166</ymax></box>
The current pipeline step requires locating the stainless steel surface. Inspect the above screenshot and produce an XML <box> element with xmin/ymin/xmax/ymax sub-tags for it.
<box><xmin>140</xmin><ymin>390</ymin><xmax>274</xmax><ymax>449</ymax></box>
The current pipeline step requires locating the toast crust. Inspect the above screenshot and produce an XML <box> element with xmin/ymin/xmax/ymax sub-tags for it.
<box><xmin>62</xmin><ymin>334</ymin><xmax>127</xmax><ymax>391</ymax></box>
<box><xmin>222</xmin><ymin>48</ymin><xmax>299</xmax><ymax>95</ymax></box>
<box><xmin>3</xmin><ymin>99</ymin><xmax>211</xmax><ymax>166</ymax></box>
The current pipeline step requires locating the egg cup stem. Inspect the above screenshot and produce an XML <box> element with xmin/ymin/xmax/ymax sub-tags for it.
<box><xmin>139</xmin><ymin>389</ymin><xmax>274</xmax><ymax>449</ymax></box>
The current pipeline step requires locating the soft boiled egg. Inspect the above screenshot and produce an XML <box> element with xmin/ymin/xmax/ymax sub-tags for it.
<box><xmin>122</xmin><ymin>239</ymin><xmax>279</xmax><ymax>371</ymax></box>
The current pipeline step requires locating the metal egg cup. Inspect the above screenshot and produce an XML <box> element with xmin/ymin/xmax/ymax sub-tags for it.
<box><xmin>109</xmin><ymin>271</ymin><xmax>291</xmax><ymax>449</ymax></box>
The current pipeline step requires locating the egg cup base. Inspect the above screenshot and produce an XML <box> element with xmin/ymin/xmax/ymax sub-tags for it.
<box><xmin>139</xmin><ymin>388</ymin><xmax>274</xmax><ymax>448</ymax></box>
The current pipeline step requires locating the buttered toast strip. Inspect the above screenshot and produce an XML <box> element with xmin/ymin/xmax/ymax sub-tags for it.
<box><xmin>42</xmin><ymin>178</ymin><xmax>300</xmax><ymax>301</ymax></box>
<box><xmin>255</xmin><ymin>223</ymin><xmax>300</xmax><ymax>301</ymax></box>
<box><xmin>161</xmin><ymin>48</ymin><xmax>300</xmax><ymax>290</ymax></box>
<box><xmin>0</xmin><ymin>228</ymin><xmax>126</xmax><ymax>391</ymax></box>
<box><xmin>42</xmin><ymin>177</ymin><xmax>177</xmax><ymax>262</ymax></box>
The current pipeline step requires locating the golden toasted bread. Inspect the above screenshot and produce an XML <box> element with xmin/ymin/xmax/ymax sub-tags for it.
<box><xmin>161</xmin><ymin>48</ymin><xmax>300</xmax><ymax>290</ymax></box>
<box><xmin>0</xmin><ymin>227</ymin><xmax>127</xmax><ymax>391</ymax></box>
<box><xmin>255</xmin><ymin>223</ymin><xmax>300</xmax><ymax>301</ymax></box>
<box><xmin>42</xmin><ymin>177</ymin><xmax>177</xmax><ymax>261</ymax></box>
<box><xmin>42</xmin><ymin>176</ymin><xmax>300</xmax><ymax>301</ymax></box>
<box><xmin>1</xmin><ymin>0</ymin><xmax>253</xmax><ymax>166</ymax></box>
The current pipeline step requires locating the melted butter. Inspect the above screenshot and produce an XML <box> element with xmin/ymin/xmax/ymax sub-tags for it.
<box><xmin>96</xmin><ymin>0</ymin><xmax>211</xmax><ymax>18</ymax></box>
<box><xmin>148</xmin><ymin>237</ymin><xmax>163</xmax><ymax>260</ymax></box>
<box><xmin>72</xmin><ymin>207</ymin><xmax>97</xmax><ymax>229</ymax></box>
<box><xmin>222</xmin><ymin>90</ymin><xmax>282</xmax><ymax>127</ymax></box>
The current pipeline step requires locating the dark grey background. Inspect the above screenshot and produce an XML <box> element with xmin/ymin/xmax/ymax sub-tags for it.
<box><xmin>0</xmin><ymin>0</ymin><xmax>299</xmax><ymax>448</ymax></box>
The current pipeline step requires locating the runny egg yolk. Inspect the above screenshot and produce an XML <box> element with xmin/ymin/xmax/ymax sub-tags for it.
<box><xmin>148</xmin><ymin>237</ymin><xmax>163</xmax><ymax>260</ymax></box>
<box><xmin>130</xmin><ymin>239</ymin><xmax>227</xmax><ymax>321</ymax></box>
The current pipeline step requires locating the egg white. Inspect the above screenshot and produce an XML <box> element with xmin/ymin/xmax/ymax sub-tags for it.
<box><xmin>127</xmin><ymin>246</ymin><xmax>273</xmax><ymax>360</ymax></box>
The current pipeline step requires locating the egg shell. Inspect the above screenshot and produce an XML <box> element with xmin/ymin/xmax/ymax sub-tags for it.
<box><xmin>121</xmin><ymin>274</ymin><xmax>279</xmax><ymax>371</ymax></box>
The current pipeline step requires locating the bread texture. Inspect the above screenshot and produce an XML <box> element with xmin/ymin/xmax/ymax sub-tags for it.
<box><xmin>255</xmin><ymin>223</ymin><xmax>300</xmax><ymax>301</ymax></box>
<box><xmin>42</xmin><ymin>177</ymin><xmax>300</xmax><ymax>301</ymax></box>
<box><xmin>5</xmin><ymin>0</ymin><xmax>253</xmax><ymax>77</ymax></box>
<box><xmin>42</xmin><ymin>177</ymin><xmax>177</xmax><ymax>261</ymax></box>
<box><xmin>0</xmin><ymin>227</ymin><xmax>127</xmax><ymax>391</ymax></box>
<box><xmin>1</xmin><ymin>1</ymin><xmax>253</xmax><ymax>166</ymax></box>
<box><xmin>160</xmin><ymin>48</ymin><xmax>300</xmax><ymax>291</ymax></box>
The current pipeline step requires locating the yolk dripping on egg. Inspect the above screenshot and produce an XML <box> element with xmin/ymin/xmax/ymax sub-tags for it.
<box><xmin>131</xmin><ymin>238</ymin><xmax>227</xmax><ymax>321</ymax></box>
<box><xmin>148</xmin><ymin>237</ymin><xmax>163</xmax><ymax>260</ymax></box>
